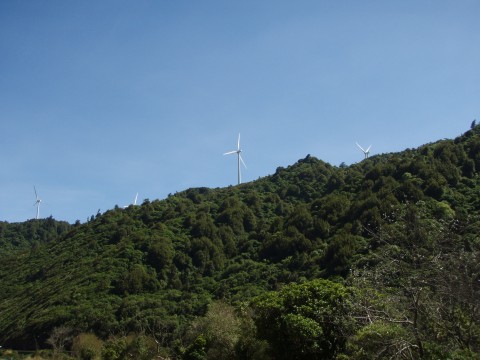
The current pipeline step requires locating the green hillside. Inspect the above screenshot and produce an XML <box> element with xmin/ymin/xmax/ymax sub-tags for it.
<box><xmin>1</xmin><ymin>126</ymin><xmax>479</xmax><ymax>359</ymax></box>
<box><xmin>0</xmin><ymin>217</ymin><xmax>71</xmax><ymax>252</ymax></box>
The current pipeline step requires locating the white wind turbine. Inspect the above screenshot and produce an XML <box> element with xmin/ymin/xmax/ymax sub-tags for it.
<box><xmin>356</xmin><ymin>142</ymin><xmax>372</xmax><ymax>159</ymax></box>
<box><xmin>224</xmin><ymin>133</ymin><xmax>247</xmax><ymax>185</ymax></box>
<box><xmin>33</xmin><ymin>186</ymin><xmax>42</xmax><ymax>219</ymax></box>
<box><xmin>124</xmin><ymin>193</ymin><xmax>139</xmax><ymax>208</ymax></box>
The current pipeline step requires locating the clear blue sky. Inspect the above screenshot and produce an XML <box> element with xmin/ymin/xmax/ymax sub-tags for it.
<box><xmin>0</xmin><ymin>1</ymin><xmax>478</xmax><ymax>223</ymax></box>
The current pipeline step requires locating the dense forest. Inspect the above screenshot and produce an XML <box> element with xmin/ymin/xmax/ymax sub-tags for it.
<box><xmin>1</xmin><ymin>125</ymin><xmax>479</xmax><ymax>359</ymax></box>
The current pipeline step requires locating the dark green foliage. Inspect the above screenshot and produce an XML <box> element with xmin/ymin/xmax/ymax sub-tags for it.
<box><xmin>322</xmin><ymin>234</ymin><xmax>362</xmax><ymax>277</ymax></box>
<box><xmin>0</xmin><ymin>216</ymin><xmax>71</xmax><ymax>252</ymax></box>
<box><xmin>1</xmin><ymin>126</ymin><xmax>480</xmax><ymax>357</ymax></box>
<box><xmin>183</xmin><ymin>335</ymin><xmax>208</xmax><ymax>360</ymax></box>
<box><xmin>252</xmin><ymin>279</ymin><xmax>353</xmax><ymax>359</ymax></box>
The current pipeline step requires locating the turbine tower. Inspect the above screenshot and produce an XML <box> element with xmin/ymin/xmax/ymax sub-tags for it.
<box><xmin>33</xmin><ymin>186</ymin><xmax>42</xmax><ymax>219</ymax></box>
<box><xmin>224</xmin><ymin>133</ymin><xmax>247</xmax><ymax>185</ymax></box>
<box><xmin>356</xmin><ymin>142</ymin><xmax>372</xmax><ymax>159</ymax></box>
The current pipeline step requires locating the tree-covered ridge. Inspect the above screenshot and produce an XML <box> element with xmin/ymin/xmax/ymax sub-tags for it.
<box><xmin>0</xmin><ymin>125</ymin><xmax>479</xmax><ymax>359</ymax></box>
<box><xmin>0</xmin><ymin>217</ymin><xmax>71</xmax><ymax>252</ymax></box>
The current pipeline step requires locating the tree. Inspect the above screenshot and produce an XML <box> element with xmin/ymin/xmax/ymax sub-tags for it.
<box><xmin>47</xmin><ymin>326</ymin><xmax>72</xmax><ymax>359</ymax></box>
<box><xmin>347</xmin><ymin>203</ymin><xmax>480</xmax><ymax>358</ymax></box>
<box><xmin>72</xmin><ymin>333</ymin><xmax>103</xmax><ymax>360</ymax></box>
<box><xmin>186</xmin><ymin>301</ymin><xmax>241</xmax><ymax>360</ymax></box>
<box><xmin>183</xmin><ymin>335</ymin><xmax>207</xmax><ymax>360</ymax></box>
<box><xmin>252</xmin><ymin>279</ymin><xmax>353</xmax><ymax>360</ymax></box>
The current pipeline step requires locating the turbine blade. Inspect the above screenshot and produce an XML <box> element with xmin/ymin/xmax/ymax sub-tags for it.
<box><xmin>34</xmin><ymin>186</ymin><xmax>38</xmax><ymax>199</ymax></box>
<box><xmin>239</xmin><ymin>154</ymin><xmax>247</xmax><ymax>168</ymax></box>
<box><xmin>134</xmin><ymin>193</ymin><xmax>138</xmax><ymax>205</ymax></box>
<box><xmin>224</xmin><ymin>150</ymin><xmax>237</xmax><ymax>155</ymax></box>
<box><xmin>356</xmin><ymin>142</ymin><xmax>366</xmax><ymax>152</ymax></box>
<box><xmin>366</xmin><ymin>145</ymin><xmax>372</xmax><ymax>152</ymax></box>
<box><xmin>237</xmin><ymin>133</ymin><xmax>241</xmax><ymax>150</ymax></box>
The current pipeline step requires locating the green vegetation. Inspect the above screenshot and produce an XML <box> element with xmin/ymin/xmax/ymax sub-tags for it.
<box><xmin>1</xmin><ymin>126</ymin><xmax>480</xmax><ymax>359</ymax></box>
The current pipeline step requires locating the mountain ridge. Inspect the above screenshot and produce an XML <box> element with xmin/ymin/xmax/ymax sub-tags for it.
<box><xmin>1</xmin><ymin>125</ymin><xmax>479</xmax><ymax>359</ymax></box>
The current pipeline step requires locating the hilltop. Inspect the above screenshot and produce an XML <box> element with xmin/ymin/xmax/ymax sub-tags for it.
<box><xmin>1</xmin><ymin>125</ymin><xmax>479</xmax><ymax>359</ymax></box>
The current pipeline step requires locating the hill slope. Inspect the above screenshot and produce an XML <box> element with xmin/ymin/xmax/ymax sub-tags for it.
<box><xmin>1</xmin><ymin>126</ymin><xmax>479</xmax><ymax>359</ymax></box>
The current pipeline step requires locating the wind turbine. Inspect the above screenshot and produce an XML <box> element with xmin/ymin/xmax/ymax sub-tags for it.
<box><xmin>224</xmin><ymin>133</ymin><xmax>247</xmax><ymax>185</ymax></box>
<box><xmin>124</xmin><ymin>193</ymin><xmax>139</xmax><ymax>208</ymax></box>
<box><xmin>356</xmin><ymin>142</ymin><xmax>372</xmax><ymax>159</ymax></box>
<box><xmin>33</xmin><ymin>186</ymin><xmax>42</xmax><ymax>219</ymax></box>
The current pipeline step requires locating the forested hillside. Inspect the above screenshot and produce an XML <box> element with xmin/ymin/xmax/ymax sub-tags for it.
<box><xmin>0</xmin><ymin>217</ymin><xmax>71</xmax><ymax>252</ymax></box>
<box><xmin>1</xmin><ymin>126</ymin><xmax>479</xmax><ymax>359</ymax></box>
